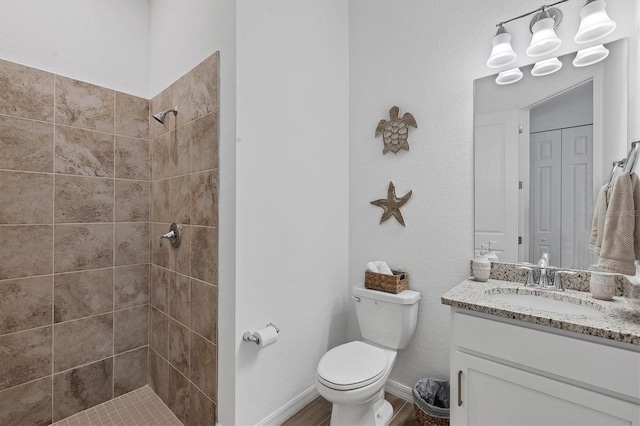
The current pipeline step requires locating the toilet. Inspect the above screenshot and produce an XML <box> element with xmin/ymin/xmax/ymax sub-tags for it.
<box><xmin>315</xmin><ymin>286</ymin><xmax>420</xmax><ymax>426</ymax></box>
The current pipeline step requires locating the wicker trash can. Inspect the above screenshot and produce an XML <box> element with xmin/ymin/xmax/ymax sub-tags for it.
<box><xmin>413</xmin><ymin>378</ymin><xmax>450</xmax><ymax>426</ymax></box>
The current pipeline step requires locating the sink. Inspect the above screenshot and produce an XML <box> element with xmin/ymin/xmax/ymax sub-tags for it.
<box><xmin>487</xmin><ymin>292</ymin><xmax>603</xmax><ymax>316</ymax></box>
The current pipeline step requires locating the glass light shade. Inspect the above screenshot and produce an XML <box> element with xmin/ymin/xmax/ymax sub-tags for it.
<box><xmin>526</xmin><ymin>17</ymin><xmax>562</xmax><ymax>57</ymax></box>
<box><xmin>495</xmin><ymin>68</ymin><xmax>523</xmax><ymax>85</ymax></box>
<box><xmin>574</xmin><ymin>0</ymin><xmax>616</xmax><ymax>43</ymax></box>
<box><xmin>487</xmin><ymin>31</ymin><xmax>517</xmax><ymax>68</ymax></box>
<box><xmin>531</xmin><ymin>57</ymin><xmax>563</xmax><ymax>76</ymax></box>
<box><xmin>573</xmin><ymin>44</ymin><xmax>609</xmax><ymax>67</ymax></box>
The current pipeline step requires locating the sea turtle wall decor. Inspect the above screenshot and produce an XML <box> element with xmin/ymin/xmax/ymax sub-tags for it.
<box><xmin>370</xmin><ymin>181</ymin><xmax>412</xmax><ymax>227</ymax></box>
<box><xmin>375</xmin><ymin>106</ymin><xmax>417</xmax><ymax>155</ymax></box>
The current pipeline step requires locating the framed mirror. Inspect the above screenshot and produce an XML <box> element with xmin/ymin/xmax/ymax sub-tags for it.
<box><xmin>474</xmin><ymin>38</ymin><xmax>629</xmax><ymax>270</ymax></box>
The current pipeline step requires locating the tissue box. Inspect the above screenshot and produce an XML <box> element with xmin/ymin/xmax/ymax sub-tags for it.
<box><xmin>364</xmin><ymin>270</ymin><xmax>408</xmax><ymax>294</ymax></box>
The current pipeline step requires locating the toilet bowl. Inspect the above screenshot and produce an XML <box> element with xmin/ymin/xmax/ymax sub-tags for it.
<box><xmin>315</xmin><ymin>287</ymin><xmax>420</xmax><ymax>426</ymax></box>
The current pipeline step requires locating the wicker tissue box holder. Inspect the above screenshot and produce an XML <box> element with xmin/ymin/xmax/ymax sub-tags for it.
<box><xmin>364</xmin><ymin>270</ymin><xmax>409</xmax><ymax>294</ymax></box>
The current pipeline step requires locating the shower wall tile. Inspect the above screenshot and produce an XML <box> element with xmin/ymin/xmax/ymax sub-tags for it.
<box><xmin>0</xmin><ymin>225</ymin><xmax>53</xmax><ymax>280</ymax></box>
<box><xmin>115</xmin><ymin>136</ymin><xmax>149</xmax><ymax>180</ymax></box>
<box><xmin>190</xmin><ymin>384</ymin><xmax>216</xmax><ymax>426</ymax></box>
<box><xmin>114</xmin><ymin>347</ymin><xmax>148</xmax><ymax>397</ymax></box>
<box><xmin>115</xmin><ymin>179</ymin><xmax>149</xmax><ymax>222</ymax></box>
<box><xmin>191</xmin><ymin>169</ymin><xmax>218</xmax><ymax>227</ymax></box>
<box><xmin>115</xmin><ymin>92</ymin><xmax>149</xmax><ymax>139</ymax></box>
<box><xmin>152</xmin><ymin>223</ymin><xmax>191</xmax><ymax>276</ymax></box>
<box><xmin>168</xmin><ymin>367</ymin><xmax>190</xmax><ymax>426</ymax></box>
<box><xmin>114</xmin><ymin>305</ymin><xmax>148</xmax><ymax>354</ymax></box>
<box><xmin>191</xmin><ymin>226</ymin><xmax>217</xmax><ymax>285</ymax></box>
<box><xmin>0</xmin><ymin>376</ymin><xmax>52</xmax><ymax>426</ymax></box>
<box><xmin>115</xmin><ymin>222</ymin><xmax>150</xmax><ymax>266</ymax></box>
<box><xmin>54</xmin><ymin>224</ymin><xmax>113</xmax><ymax>273</ymax></box>
<box><xmin>168</xmin><ymin>319</ymin><xmax>189</xmax><ymax>377</ymax></box>
<box><xmin>55</xmin><ymin>126</ymin><xmax>114</xmax><ymax>177</ymax></box>
<box><xmin>0</xmin><ymin>115</ymin><xmax>54</xmax><ymax>173</ymax></box>
<box><xmin>0</xmin><ymin>59</ymin><xmax>54</xmax><ymax>122</ymax></box>
<box><xmin>54</xmin><ymin>269</ymin><xmax>113</xmax><ymax>323</ymax></box>
<box><xmin>54</xmin><ymin>313</ymin><xmax>113</xmax><ymax>372</ymax></box>
<box><xmin>191</xmin><ymin>279</ymin><xmax>217</xmax><ymax>344</ymax></box>
<box><xmin>169</xmin><ymin>273</ymin><xmax>190</xmax><ymax>326</ymax></box>
<box><xmin>0</xmin><ymin>171</ymin><xmax>53</xmax><ymax>224</ymax></box>
<box><xmin>149</xmin><ymin>348</ymin><xmax>170</xmax><ymax>404</ymax></box>
<box><xmin>55</xmin><ymin>75</ymin><xmax>114</xmax><ymax>133</ymax></box>
<box><xmin>151</xmin><ymin>265</ymin><xmax>172</xmax><ymax>313</ymax></box>
<box><xmin>174</xmin><ymin>52</ymin><xmax>218</xmax><ymax>128</ymax></box>
<box><xmin>53</xmin><ymin>358</ymin><xmax>114</xmax><ymax>422</ymax></box>
<box><xmin>170</xmin><ymin>174</ymin><xmax>191</xmax><ymax>224</ymax></box>
<box><xmin>151</xmin><ymin>132</ymin><xmax>172</xmax><ymax>179</ymax></box>
<box><xmin>173</xmin><ymin>127</ymin><xmax>191</xmax><ymax>177</ymax></box>
<box><xmin>0</xmin><ymin>276</ymin><xmax>52</xmax><ymax>335</ymax></box>
<box><xmin>151</xmin><ymin>179</ymin><xmax>171</xmax><ymax>223</ymax></box>
<box><xmin>150</xmin><ymin>307</ymin><xmax>169</xmax><ymax>358</ymax></box>
<box><xmin>149</xmin><ymin>89</ymin><xmax>175</xmax><ymax>140</ymax></box>
<box><xmin>189</xmin><ymin>112</ymin><xmax>218</xmax><ymax>173</ymax></box>
<box><xmin>0</xmin><ymin>326</ymin><xmax>52</xmax><ymax>391</ymax></box>
<box><xmin>190</xmin><ymin>331</ymin><xmax>217</xmax><ymax>401</ymax></box>
<box><xmin>151</xmin><ymin>223</ymin><xmax>171</xmax><ymax>269</ymax></box>
<box><xmin>114</xmin><ymin>264</ymin><xmax>149</xmax><ymax>310</ymax></box>
<box><xmin>54</xmin><ymin>175</ymin><xmax>114</xmax><ymax>223</ymax></box>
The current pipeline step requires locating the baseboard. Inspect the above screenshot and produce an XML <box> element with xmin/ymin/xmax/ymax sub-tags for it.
<box><xmin>255</xmin><ymin>385</ymin><xmax>320</xmax><ymax>426</ymax></box>
<box><xmin>385</xmin><ymin>379</ymin><xmax>413</xmax><ymax>403</ymax></box>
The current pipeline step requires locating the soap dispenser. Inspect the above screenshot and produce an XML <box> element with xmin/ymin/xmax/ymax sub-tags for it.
<box><xmin>486</xmin><ymin>241</ymin><xmax>499</xmax><ymax>262</ymax></box>
<box><xmin>472</xmin><ymin>244</ymin><xmax>491</xmax><ymax>282</ymax></box>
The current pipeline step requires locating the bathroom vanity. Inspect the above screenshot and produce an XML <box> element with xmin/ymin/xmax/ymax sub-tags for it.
<box><xmin>442</xmin><ymin>278</ymin><xmax>640</xmax><ymax>425</ymax></box>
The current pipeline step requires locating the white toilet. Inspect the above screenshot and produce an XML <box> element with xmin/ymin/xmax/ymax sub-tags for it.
<box><xmin>315</xmin><ymin>286</ymin><xmax>420</xmax><ymax>426</ymax></box>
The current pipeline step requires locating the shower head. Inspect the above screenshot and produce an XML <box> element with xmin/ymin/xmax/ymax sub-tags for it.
<box><xmin>153</xmin><ymin>106</ymin><xmax>178</xmax><ymax>124</ymax></box>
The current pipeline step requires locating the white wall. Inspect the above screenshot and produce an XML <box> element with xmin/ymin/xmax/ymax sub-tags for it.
<box><xmin>348</xmin><ymin>0</ymin><xmax>638</xmax><ymax>391</ymax></box>
<box><xmin>235</xmin><ymin>1</ymin><xmax>349</xmax><ymax>424</ymax></box>
<box><xmin>0</xmin><ymin>0</ymin><xmax>150</xmax><ymax>97</ymax></box>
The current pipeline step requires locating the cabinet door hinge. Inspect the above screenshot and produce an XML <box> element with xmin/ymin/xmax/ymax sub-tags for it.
<box><xmin>519</xmin><ymin>181</ymin><xmax>523</xmax><ymax>189</ymax></box>
<box><xmin>519</xmin><ymin>126</ymin><xmax>524</xmax><ymax>134</ymax></box>
<box><xmin>518</xmin><ymin>236</ymin><xmax>523</xmax><ymax>245</ymax></box>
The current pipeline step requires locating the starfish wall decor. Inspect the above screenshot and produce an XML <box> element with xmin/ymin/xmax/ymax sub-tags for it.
<box><xmin>375</xmin><ymin>106</ymin><xmax>417</xmax><ymax>155</ymax></box>
<box><xmin>370</xmin><ymin>181</ymin><xmax>412</xmax><ymax>227</ymax></box>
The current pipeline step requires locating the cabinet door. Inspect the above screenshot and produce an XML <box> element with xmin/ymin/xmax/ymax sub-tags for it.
<box><xmin>452</xmin><ymin>351</ymin><xmax>640</xmax><ymax>426</ymax></box>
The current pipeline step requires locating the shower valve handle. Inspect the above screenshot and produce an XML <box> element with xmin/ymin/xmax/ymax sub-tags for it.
<box><xmin>159</xmin><ymin>223</ymin><xmax>181</xmax><ymax>248</ymax></box>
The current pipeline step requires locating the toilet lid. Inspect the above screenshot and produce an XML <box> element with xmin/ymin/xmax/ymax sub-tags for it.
<box><xmin>316</xmin><ymin>341</ymin><xmax>388</xmax><ymax>391</ymax></box>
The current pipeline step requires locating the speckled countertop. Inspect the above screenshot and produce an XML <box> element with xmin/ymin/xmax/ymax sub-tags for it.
<box><xmin>442</xmin><ymin>278</ymin><xmax>640</xmax><ymax>346</ymax></box>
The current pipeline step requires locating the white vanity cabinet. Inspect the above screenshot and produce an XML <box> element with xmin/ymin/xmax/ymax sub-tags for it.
<box><xmin>449</xmin><ymin>310</ymin><xmax>640</xmax><ymax>425</ymax></box>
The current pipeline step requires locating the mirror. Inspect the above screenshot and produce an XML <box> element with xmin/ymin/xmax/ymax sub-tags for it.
<box><xmin>474</xmin><ymin>38</ymin><xmax>629</xmax><ymax>270</ymax></box>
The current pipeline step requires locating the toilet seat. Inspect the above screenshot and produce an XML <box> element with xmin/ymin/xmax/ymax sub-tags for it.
<box><xmin>316</xmin><ymin>341</ymin><xmax>388</xmax><ymax>391</ymax></box>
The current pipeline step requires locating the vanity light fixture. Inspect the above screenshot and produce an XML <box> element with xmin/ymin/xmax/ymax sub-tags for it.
<box><xmin>574</xmin><ymin>0</ymin><xmax>616</xmax><ymax>44</ymax></box>
<box><xmin>486</xmin><ymin>24</ymin><xmax>517</xmax><ymax>68</ymax></box>
<box><xmin>531</xmin><ymin>57</ymin><xmax>563</xmax><ymax>76</ymax></box>
<box><xmin>495</xmin><ymin>68</ymin><xmax>523</xmax><ymax>85</ymax></box>
<box><xmin>526</xmin><ymin>7</ymin><xmax>562</xmax><ymax>57</ymax></box>
<box><xmin>572</xmin><ymin>44</ymin><xmax>609</xmax><ymax>67</ymax></box>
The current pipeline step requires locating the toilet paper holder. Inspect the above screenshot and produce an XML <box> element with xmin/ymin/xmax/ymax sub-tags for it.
<box><xmin>243</xmin><ymin>323</ymin><xmax>279</xmax><ymax>345</ymax></box>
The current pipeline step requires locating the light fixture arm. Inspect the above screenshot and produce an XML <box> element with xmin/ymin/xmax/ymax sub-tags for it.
<box><xmin>494</xmin><ymin>0</ymin><xmax>568</xmax><ymax>28</ymax></box>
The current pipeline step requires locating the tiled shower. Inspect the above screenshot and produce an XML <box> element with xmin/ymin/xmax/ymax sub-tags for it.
<box><xmin>0</xmin><ymin>53</ymin><xmax>219</xmax><ymax>426</ymax></box>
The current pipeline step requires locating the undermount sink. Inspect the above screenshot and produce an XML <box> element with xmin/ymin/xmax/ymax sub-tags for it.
<box><xmin>486</xmin><ymin>291</ymin><xmax>603</xmax><ymax>316</ymax></box>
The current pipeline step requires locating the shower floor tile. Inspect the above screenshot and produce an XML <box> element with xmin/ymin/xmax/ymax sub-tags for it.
<box><xmin>51</xmin><ymin>385</ymin><xmax>182</xmax><ymax>426</ymax></box>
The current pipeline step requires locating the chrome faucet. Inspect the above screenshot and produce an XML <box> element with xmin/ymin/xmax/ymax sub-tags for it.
<box><xmin>538</xmin><ymin>253</ymin><xmax>550</xmax><ymax>288</ymax></box>
<box><xmin>552</xmin><ymin>270</ymin><xmax>577</xmax><ymax>291</ymax></box>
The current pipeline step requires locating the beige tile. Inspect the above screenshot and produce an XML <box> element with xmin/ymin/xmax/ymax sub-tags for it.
<box><xmin>168</xmin><ymin>367</ymin><xmax>189</xmax><ymax>425</ymax></box>
<box><xmin>152</xmin><ymin>223</ymin><xmax>190</xmax><ymax>276</ymax></box>
<box><xmin>53</xmin><ymin>358</ymin><xmax>113</xmax><ymax>422</ymax></box>
<box><xmin>115</xmin><ymin>179</ymin><xmax>149</xmax><ymax>222</ymax></box>
<box><xmin>0</xmin><ymin>59</ymin><xmax>54</xmax><ymax>122</ymax></box>
<box><xmin>0</xmin><ymin>326</ymin><xmax>52</xmax><ymax>390</ymax></box>
<box><xmin>0</xmin><ymin>114</ymin><xmax>54</xmax><ymax>172</ymax></box>
<box><xmin>151</xmin><ymin>179</ymin><xmax>171</xmax><ymax>223</ymax></box>
<box><xmin>189</xmin><ymin>112</ymin><xmax>218</xmax><ymax>173</ymax></box>
<box><xmin>115</xmin><ymin>223</ymin><xmax>150</xmax><ymax>266</ymax></box>
<box><xmin>191</xmin><ymin>226</ymin><xmax>217</xmax><ymax>284</ymax></box>
<box><xmin>152</xmin><ymin>223</ymin><xmax>171</xmax><ymax>270</ymax></box>
<box><xmin>151</xmin><ymin>265</ymin><xmax>172</xmax><ymax>313</ymax></box>
<box><xmin>149</xmin><ymin>86</ymin><xmax>175</xmax><ymax>139</ymax></box>
<box><xmin>150</xmin><ymin>307</ymin><xmax>169</xmax><ymax>358</ymax></box>
<box><xmin>149</xmin><ymin>348</ymin><xmax>170</xmax><ymax>404</ymax></box>
<box><xmin>170</xmin><ymin>175</ymin><xmax>191</xmax><ymax>224</ymax></box>
<box><xmin>282</xmin><ymin>398</ymin><xmax>331</xmax><ymax>426</ymax></box>
<box><xmin>191</xmin><ymin>279</ymin><xmax>217</xmax><ymax>343</ymax></box>
<box><xmin>114</xmin><ymin>347</ymin><xmax>148</xmax><ymax>397</ymax></box>
<box><xmin>115</xmin><ymin>136</ymin><xmax>149</xmax><ymax>180</ymax></box>
<box><xmin>151</xmin><ymin>132</ymin><xmax>172</xmax><ymax>180</ymax></box>
<box><xmin>175</xmin><ymin>53</ymin><xmax>218</xmax><ymax>128</ymax></box>
<box><xmin>0</xmin><ymin>225</ymin><xmax>53</xmax><ymax>280</ymax></box>
<box><xmin>114</xmin><ymin>305</ymin><xmax>148</xmax><ymax>353</ymax></box>
<box><xmin>54</xmin><ymin>224</ymin><xmax>113</xmax><ymax>273</ymax></box>
<box><xmin>55</xmin><ymin>75</ymin><xmax>114</xmax><ymax>133</ymax></box>
<box><xmin>115</xmin><ymin>92</ymin><xmax>149</xmax><ymax>139</ymax></box>
<box><xmin>0</xmin><ymin>275</ymin><xmax>52</xmax><ymax>334</ymax></box>
<box><xmin>114</xmin><ymin>264</ymin><xmax>149</xmax><ymax>310</ymax></box>
<box><xmin>168</xmin><ymin>319</ymin><xmax>189</xmax><ymax>377</ymax></box>
<box><xmin>55</xmin><ymin>126</ymin><xmax>114</xmax><ymax>177</ymax></box>
<box><xmin>189</xmin><ymin>383</ymin><xmax>216</xmax><ymax>426</ymax></box>
<box><xmin>54</xmin><ymin>313</ymin><xmax>113</xmax><ymax>372</ymax></box>
<box><xmin>55</xmin><ymin>175</ymin><xmax>113</xmax><ymax>223</ymax></box>
<box><xmin>54</xmin><ymin>268</ymin><xmax>113</xmax><ymax>322</ymax></box>
<box><xmin>190</xmin><ymin>169</ymin><xmax>218</xmax><ymax>227</ymax></box>
<box><xmin>0</xmin><ymin>376</ymin><xmax>52</xmax><ymax>426</ymax></box>
<box><xmin>172</xmin><ymin>126</ymin><xmax>191</xmax><ymax>177</ymax></box>
<box><xmin>0</xmin><ymin>171</ymin><xmax>53</xmax><ymax>224</ymax></box>
<box><xmin>169</xmin><ymin>273</ymin><xmax>190</xmax><ymax>326</ymax></box>
<box><xmin>190</xmin><ymin>331</ymin><xmax>216</xmax><ymax>401</ymax></box>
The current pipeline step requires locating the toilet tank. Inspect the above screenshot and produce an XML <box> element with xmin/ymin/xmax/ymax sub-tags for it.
<box><xmin>353</xmin><ymin>286</ymin><xmax>420</xmax><ymax>350</ymax></box>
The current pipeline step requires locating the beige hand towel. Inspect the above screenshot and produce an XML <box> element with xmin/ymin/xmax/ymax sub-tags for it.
<box><xmin>598</xmin><ymin>171</ymin><xmax>640</xmax><ymax>275</ymax></box>
<box><xmin>589</xmin><ymin>183</ymin><xmax>609</xmax><ymax>255</ymax></box>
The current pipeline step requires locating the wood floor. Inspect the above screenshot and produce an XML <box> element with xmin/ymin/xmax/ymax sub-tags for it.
<box><xmin>282</xmin><ymin>392</ymin><xmax>417</xmax><ymax>426</ymax></box>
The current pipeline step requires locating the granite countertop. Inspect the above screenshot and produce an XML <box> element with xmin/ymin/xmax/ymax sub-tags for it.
<box><xmin>442</xmin><ymin>278</ymin><xmax>640</xmax><ymax>346</ymax></box>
